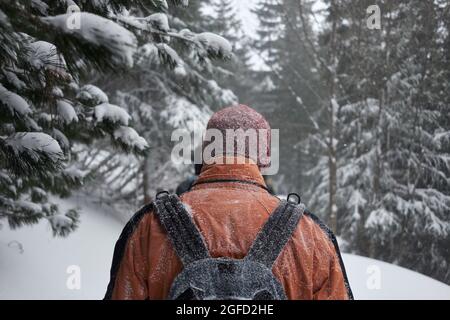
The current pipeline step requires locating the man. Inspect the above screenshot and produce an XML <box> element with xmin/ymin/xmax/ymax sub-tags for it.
<box><xmin>105</xmin><ymin>105</ymin><xmax>352</xmax><ymax>300</ymax></box>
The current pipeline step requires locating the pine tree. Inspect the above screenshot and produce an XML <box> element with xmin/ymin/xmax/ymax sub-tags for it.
<box><xmin>73</xmin><ymin>0</ymin><xmax>237</xmax><ymax>206</ymax></box>
<box><xmin>207</xmin><ymin>0</ymin><xmax>242</xmax><ymax>44</ymax></box>
<box><xmin>252</xmin><ymin>0</ymin><xmax>284</xmax><ymax>67</ymax></box>
<box><xmin>0</xmin><ymin>0</ymin><xmax>234</xmax><ymax>235</ymax></box>
<box><xmin>251</xmin><ymin>0</ymin><xmax>327</xmax><ymax>195</ymax></box>
<box><xmin>304</xmin><ymin>0</ymin><xmax>450</xmax><ymax>283</ymax></box>
<box><xmin>201</xmin><ymin>0</ymin><xmax>255</xmax><ymax>106</ymax></box>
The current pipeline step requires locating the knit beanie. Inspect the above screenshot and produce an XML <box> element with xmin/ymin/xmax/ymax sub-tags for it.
<box><xmin>202</xmin><ymin>104</ymin><xmax>271</xmax><ymax>167</ymax></box>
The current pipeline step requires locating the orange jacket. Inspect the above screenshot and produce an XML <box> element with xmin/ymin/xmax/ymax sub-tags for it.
<box><xmin>105</xmin><ymin>157</ymin><xmax>352</xmax><ymax>300</ymax></box>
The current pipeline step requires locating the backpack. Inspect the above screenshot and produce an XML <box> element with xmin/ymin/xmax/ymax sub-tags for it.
<box><xmin>153</xmin><ymin>191</ymin><xmax>305</xmax><ymax>300</ymax></box>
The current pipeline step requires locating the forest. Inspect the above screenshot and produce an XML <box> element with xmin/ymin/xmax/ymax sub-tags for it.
<box><xmin>0</xmin><ymin>0</ymin><xmax>449</xmax><ymax>288</ymax></box>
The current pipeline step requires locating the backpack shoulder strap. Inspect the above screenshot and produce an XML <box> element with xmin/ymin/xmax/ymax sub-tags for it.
<box><xmin>153</xmin><ymin>192</ymin><xmax>210</xmax><ymax>265</ymax></box>
<box><xmin>245</xmin><ymin>199</ymin><xmax>305</xmax><ymax>268</ymax></box>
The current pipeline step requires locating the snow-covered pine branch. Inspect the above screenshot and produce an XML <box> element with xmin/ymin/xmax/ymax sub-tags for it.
<box><xmin>42</xmin><ymin>12</ymin><xmax>138</xmax><ymax>68</ymax></box>
<box><xmin>0</xmin><ymin>84</ymin><xmax>32</xmax><ymax>118</ymax></box>
<box><xmin>113</xmin><ymin>126</ymin><xmax>149</xmax><ymax>153</ymax></box>
<box><xmin>1</xmin><ymin>0</ymin><xmax>236</xmax><ymax>237</ymax></box>
<box><xmin>0</xmin><ymin>132</ymin><xmax>64</xmax><ymax>175</ymax></box>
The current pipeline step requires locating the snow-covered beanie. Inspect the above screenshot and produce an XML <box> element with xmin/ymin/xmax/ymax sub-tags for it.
<box><xmin>202</xmin><ymin>104</ymin><xmax>271</xmax><ymax>168</ymax></box>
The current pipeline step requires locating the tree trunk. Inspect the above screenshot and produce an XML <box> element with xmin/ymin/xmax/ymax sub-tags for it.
<box><xmin>328</xmin><ymin>132</ymin><xmax>338</xmax><ymax>233</ymax></box>
<box><xmin>327</xmin><ymin>0</ymin><xmax>338</xmax><ymax>234</ymax></box>
<box><xmin>142</xmin><ymin>155</ymin><xmax>152</xmax><ymax>204</ymax></box>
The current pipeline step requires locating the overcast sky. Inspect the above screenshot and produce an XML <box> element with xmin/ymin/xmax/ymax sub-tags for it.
<box><xmin>218</xmin><ymin>0</ymin><xmax>327</xmax><ymax>70</ymax></box>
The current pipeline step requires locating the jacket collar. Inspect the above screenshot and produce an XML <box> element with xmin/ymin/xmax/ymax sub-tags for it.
<box><xmin>193</xmin><ymin>156</ymin><xmax>267</xmax><ymax>190</ymax></box>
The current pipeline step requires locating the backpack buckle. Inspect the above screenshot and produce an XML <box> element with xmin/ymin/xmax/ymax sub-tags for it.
<box><xmin>287</xmin><ymin>193</ymin><xmax>301</xmax><ymax>204</ymax></box>
<box><xmin>156</xmin><ymin>190</ymin><xmax>170</xmax><ymax>199</ymax></box>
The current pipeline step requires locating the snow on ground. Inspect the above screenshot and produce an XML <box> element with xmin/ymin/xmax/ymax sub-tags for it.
<box><xmin>0</xmin><ymin>197</ymin><xmax>449</xmax><ymax>300</ymax></box>
<box><xmin>342</xmin><ymin>254</ymin><xmax>450</xmax><ymax>300</ymax></box>
<box><xmin>0</xmin><ymin>196</ymin><xmax>122</xmax><ymax>300</ymax></box>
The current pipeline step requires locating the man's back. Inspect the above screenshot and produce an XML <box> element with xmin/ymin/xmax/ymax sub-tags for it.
<box><xmin>106</xmin><ymin>158</ymin><xmax>352</xmax><ymax>300</ymax></box>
